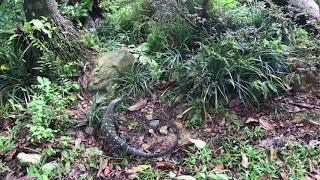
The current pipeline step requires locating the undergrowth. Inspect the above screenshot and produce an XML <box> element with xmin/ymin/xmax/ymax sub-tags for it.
<box><xmin>1</xmin><ymin>0</ymin><xmax>319</xmax><ymax>179</ymax></box>
<box><xmin>96</xmin><ymin>0</ymin><xmax>319</xmax><ymax>124</ymax></box>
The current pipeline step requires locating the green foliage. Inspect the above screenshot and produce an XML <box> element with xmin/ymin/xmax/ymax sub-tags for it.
<box><xmin>182</xmin><ymin>145</ymin><xmax>230</xmax><ymax>179</ymax></box>
<box><xmin>0</xmin><ymin>127</ymin><xmax>17</xmax><ymax>154</ymax></box>
<box><xmin>113</xmin><ymin>64</ymin><xmax>154</xmax><ymax>97</ymax></box>
<box><xmin>81</xmin><ymin>32</ymin><xmax>99</xmax><ymax>47</ymax></box>
<box><xmin>27</xmin><ymin>162</ymin><xmax>62</xmax><ymax>180</ymax></box>
<box><xmin>61</xmin><ymin>0</ymin><xmax>94</xmax><ymax>25</ymax></box>
<box><xmin>0</xmin><ymin>0</ymin><xmax>24</xmax><ymax>29</ymax></box>
<box><xmin>25</xmin><ymin>77</ymin><xmax>74</xmax><ymax>142</ymax></box>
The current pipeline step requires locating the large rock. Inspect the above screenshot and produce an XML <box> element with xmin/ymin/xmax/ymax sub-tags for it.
<box><xmin>17</xmin><ymin>153</ymin><xmax>42</xmax><ymax>164</ymax></box>
<box><xmin>88</xmin><ymin>49</ymin><xmax>135</xmax><ymax>101</ymax></box>
<box><xmin>290</xmin><ymin>0</ymin><xmax>320</xmax><ymax>20</ymax></box>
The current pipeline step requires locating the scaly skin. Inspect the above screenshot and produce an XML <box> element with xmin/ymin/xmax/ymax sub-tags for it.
<box><xmin>99</xmin><ymin>98</ymin><xmax>179</xmax><ymax>158</ymax></box>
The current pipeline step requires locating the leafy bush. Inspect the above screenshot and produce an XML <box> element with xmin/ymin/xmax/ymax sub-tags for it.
<box><xmin>177</xmin><ymin>31</ymin><xmax>288</xmax><ymax>109</ymax></box>
<box><xmin>25</xmin><ymin>77</ymin><xmax>75</xmax><ymax>142</ymax></box>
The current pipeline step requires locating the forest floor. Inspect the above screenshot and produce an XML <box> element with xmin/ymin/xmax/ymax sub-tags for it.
<box><xmin>1</xmin><ymin>76</ymin><xmax>320</xmax><ymax>180</ymax></box>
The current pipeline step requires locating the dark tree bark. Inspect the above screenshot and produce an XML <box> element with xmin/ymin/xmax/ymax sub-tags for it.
<box><xmin>23</xmin><ymin>0</ymin><xmax>96</xmax><ymax>62</ymax></box>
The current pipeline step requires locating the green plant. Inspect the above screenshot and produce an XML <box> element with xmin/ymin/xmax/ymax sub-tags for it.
<box><xmin>27</xmin><ymin>162</ymin><xmax>62</xmax><ymax>180</ymax></box>
<box><xmin>242</xmin><ymin>127</ymin><xmax>262</xmax><ymax>140</ymax></box>
<box><xmin>61</xmin><ymin>0</ymin><xmax>93</xmax><ymax>25</ymax></box>
<box><xmin>81</xmin><ymin>32</ymin><xmax>98</xmax><ymax>47</ymax></box>
<box><xmin>25</xmin><ymin>77</ymin><xmax>73</xmax><ymax>142</ymax></box>
<box><xmin>85</xmin><ymin>147</ymin><xmax>104</xmax><ymax>169</ymax></box>
<box><xmin>128</xmin><ymin>121</ymin><xmax>139</xmax><ymax>130</ymax></box>
<box><xmin>225</xmin><ymin>113</ymin><xmax>243</xmax><ymax>130</ymax></box>
<box><xmin>0</xmin><ymin>129</ymin><xmax>15</xmax><ymax>154</ymax></box>
<box><xmin>114</xmin><ymin>64</ymin><xmax>154</xmax><ymax>97</ymax></box>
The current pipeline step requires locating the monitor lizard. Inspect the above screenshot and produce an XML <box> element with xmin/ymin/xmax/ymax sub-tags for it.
<box><xmin>97</xmin><ymin>98</ymin><xmax>180</xmax><ymax>158</ymax></box>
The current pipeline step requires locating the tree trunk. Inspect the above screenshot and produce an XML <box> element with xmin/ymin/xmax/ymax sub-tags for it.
<box><xmin>23</xmin><ymin>0</ymin><xmax>96</xmax><ymax>62</ymax></box>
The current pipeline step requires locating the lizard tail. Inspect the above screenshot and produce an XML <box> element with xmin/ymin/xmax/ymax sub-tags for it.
<box><xmin>114</xmin><ymin>132</ymin><xmax>179</xmax><ymax>158</ymax></box>
<box><xmin>104</xmin><ymin>98</ymin><xmax>180</xmax><ymax>158</ymax></box>
<box><xmin>103</xmin><ymin>98</ymin><xmax>122</xmax><ymax>120</ymax></box>
<box><xmin>125</xmin><ymin>138</ymin><xmax>179</xmax><ymax>158</ymax></box>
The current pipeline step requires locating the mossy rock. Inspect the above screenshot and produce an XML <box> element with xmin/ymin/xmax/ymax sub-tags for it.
<box><xmin>88</xmin><ymin>49</ymin><xmax>135</xmax><ymax>102</ymax></box>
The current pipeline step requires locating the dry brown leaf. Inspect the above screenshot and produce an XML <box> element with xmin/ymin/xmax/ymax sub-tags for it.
<box><xmin>128</xmin><ymin>99</ymin><xmax>147</xmax><ymax>111</ymax></box>
<box><xmin>309</xmin><ymin>140</ymin><xmax>320</xmax><ymax>146</ymax></box>
<box><xmin>289</xmin><ymin>102</ymin><xmax>314</xmax><ymax>109</ymax></box>
<box><xmin>280</xmin><ymin>171</ymin><xmax>288</xmax><ymax>180</ymax></box>
<box><xmin>285</xmin><ymin>104</ymin><xmax>302</xmax><ymax>113</ymax></box>
<box><xmin>97</xmin><ymin>159</ymin><xmax>109</xmax><ymax>177</ymax></box>
<box><xmin>219</xmin><ymin>117</ymin><xmax>226</xmax><ymax>126</ymax></box>
<box><xmin>159</xmin><ymin>126</ymin><xmax>168</xmax><ymax>135</ymax></box>
<box><xmin>303</xmin><ymin>176</ymin><xmax>313</xmax><ymax>180</ymax></box>
<box><xmin>4</xmin><ymin>148</ymin><xmax>17</xmax><ymax>161</ymax></box>
<box><xmin>312</xmin><ymin>175</ymin><xmax>320</xmax><ymax>180</ymax></box>
<box><xmin>85</xmin><ymin>127</ymin><xmax>94</xmax><ymax>135</ymax></box>
<box><xmin>228</xmin><ymin>97</ymin><xmax>241</xmax><ymax>108</ymax></box>
<box><xmin>258</xmin><ymin>174</ymin><xmax>271</xmax><ymax>180</ymax></box>
<box><xmin>212</xmin><ymin>164</ymin><xmax>224</xmax><ymax>172</ymax></box>
<box><xmin>246</xmin><ymin>117</ymin><xmax>259</xmax><ymax>124</ymax></box>
<box><xmin>141</xmin><ymin>138</ymin><xmax>156</xmax><ymax>150</ymax></box>
<box><xmin>259</xmin><ymin>117</ymin><xmax>276</xmax><ymax>130</ymax></box>
<box><xmin>74</xmin><ymin>138</ymin><xmax>82</xmax><ymax>146</ymax></box>
<box><xmin>15</xmin><ymin>176</ymin><xmax>35</xmax><ymax>180</ymax></box>
<box><xmin>156</xmin><ymin>161</ymin><xmax>175</xmax><ymax>170</ymax></box>
<box><xmin>270</xmin><ymin>148</ymin><xmax>278</xmax><ymax>160</ymax></box>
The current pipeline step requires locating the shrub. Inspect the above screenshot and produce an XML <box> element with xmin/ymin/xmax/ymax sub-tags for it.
<box><xmin>176</xmin><ymin>30</ymin><xmax>288</xmax><ymax>109</ymax></box>
<box><xmin>25</xmin><ymin>77</ymin><xmax>75</xmax><ymax>142</ymax></box>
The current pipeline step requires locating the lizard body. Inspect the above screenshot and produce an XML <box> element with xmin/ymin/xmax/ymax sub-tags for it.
<box><xmin>98</xmin><ymin>98</ymin><xmax>179</xmax><ymax>158</ymax></box>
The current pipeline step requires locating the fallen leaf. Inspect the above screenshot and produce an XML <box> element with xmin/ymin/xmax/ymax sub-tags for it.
<box><xmin>128</xmin><ymin>173</ymin><xmax>138</xmax><ymax>180</ymax></box>
<box><xmin>169</xmin><ymin>171</ymin><xmax>176</xmax><ymax>178</ymax></box>
<box><xmin>159</xmin><ymin>126</ymin><xmax>168</xmax><ymax>135</ymax></box>
<box><xmin>284</xmin><ymin>104</ymin><xmax>302</xmax><ymax>113</ymax></box>
<box><xmin>156</xmin><ymin>161</ymin><xmax>175</xmax><ymax>170</ymax></box>
<box><xmin>212</xmin><ymin>164</ymin><xmax>224</xmax><ymax>171</ymax></box>
<box><xmin>246</xmin><ymin>117</ymin><xmax>259</xmax><ymax>124</ymax></box>
<box><xmin>280</xmin><ymin>171</ymin><xmax>288</xmax><ymax>180</ymax></box>
<box><xmin>145</xmin><ymin>114</ymin><xmax>153</xmax><ymax>120</ymax></box>
<box><xmin>307</xmin><ymin>119</ymin><xmax>320</xmax><ymax>126</ymax></box>
<box><xmin>148</xmin><ymin>129</ymin><xmax>156</xmax><ymax>136</ymax></box>
<box><xmin>176</xmin><ymin>175</ymin><xmax>197</xmax><ymax>180</ymax></box>
<box><xmin>189</xmin><ymin>139</ymin><xmax>206</xmax><ymax>149</ymax></box>
<box><xmin>85</xmin><ymin>127</ymin><xmax>94</xmax><ymax>135</ymax></box>
<box><xmin>241</xmin><ymin>152</ymin><xmax>249</xmax><ymax>168</ymax></box>
<box><xmin>259</xmin><ymin>174</ymin><xmax>271</xmax><ymax>180</ymax></box>
<box><xmin>207</xmin><ymin>173</ymin><xmax>229</xmax><ymax>180</ymax></box>
<box><xmin>303</xmin><ymin>176</ymin><xmax>312</xmax><ymax>180</ymax></box>
<box><xmin>258</xmin><ymin>137</ymin><xmax>283</xmax><ymax>148</ymax></box>
<box><xmin>259</xmin><ymin>117</ymin><xmax>275</xmax><ymax>130</ymax></box>
<box><xmin>74</xmin><ymin>138</ymin><xmax>82</xmax><ymax>146</ymax></box>
<box><xmin>312</xmin><ymin>175</ymin><xmax>320</xmax><ymax>180</ymax></box>
<box><xmin>128</xmin><ymin>99</ymin><xmax>147</xmax><ymax>111</ymax></box>
<box><xmin>132</xmin><ymin>165</ymin><xmax>151</xmax><ymax>172</ymax></box>
<box><xmin>228</xmin><ymin>97</ymin><xmax>241</xmax><ymax>108</ymax></box>
<box><xmin>15</xmin><ymin>176</ymin><xmax>35</xmax><ymax>180</ymax></box>
<box><xmin>309</xmin><ymin>140</ymin><xmax>320</xmax><ymax>146</ymax></box>
<box><xmin>270</xmin><ymin>148</ymin><xmax>278</xmax><ymax>159</ymax></box>
<box><xmin>203</xmin><ymin>128</ymin><xmax>212</xmax><ymax>133</ymax></box>
<box><xmin>148</xmin><ymin>119</ymin><xmax>160</xmax><ymax>129</ymax></box>
<box><xmin>289</xmin><ymin>102</ymin><xmax>314</xmax><ymax>109</ymax></box>
<box><xmin>125</xmin><ymin>169</ymin><xmax>138</xmax><ymax>174</ymax></box>
<box><xmin>97</xmin><ymin>159</ymin><xmax>109</xmax><ymax>177</ymax></box>
<box><xmin>219</xmin><ymin>117</ymin><xmax>226</xmax><ymax>126</ymax></box>
<box><xmin>4</xmin><ymin>148</ymin><xmax>17</xmax><ymax>161</ymax></box>
<box><xmin>283</xmin><ymin>82</ymin><xmax>293</xmax><ymax>91</ymax></box>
